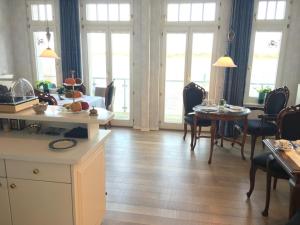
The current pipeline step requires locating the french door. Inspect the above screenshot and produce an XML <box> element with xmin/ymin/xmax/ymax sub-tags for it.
<box><xmin>82</xmin><ymin>28</ymin><xmax>133</xmax><ymax>126</ymax></box>
<box><xmin>160</xmin><ymin>28</ymin><xmax>216</xmax><ymax>129</ymax></box>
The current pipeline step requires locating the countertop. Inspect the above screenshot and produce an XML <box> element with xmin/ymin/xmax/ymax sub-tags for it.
<box><xmin>0</xmin><ymin>105</ymin><xmax>114</xmax><ymax>125</ymax></box>
<box><xmin>0</xmin><ymin>130</ymin><xmax>110</xmax><ymax>164</ymax></box>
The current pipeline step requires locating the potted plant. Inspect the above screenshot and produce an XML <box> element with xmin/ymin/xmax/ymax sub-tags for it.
<box><xmin>256</xmin><ymin>87</ymin><xmax>272</xmax><ymax>104</ymax></box>
<box><xmin>36</xmin><ymin>80</ymin><xmax>52</xmax><ymax>93</ymax></box>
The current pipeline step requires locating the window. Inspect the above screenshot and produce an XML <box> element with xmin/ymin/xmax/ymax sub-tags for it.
<box><xmin>244</xmin><ymin>0</ymin><xmax>289</xmax><ymax>102</ymax></box>
<box><xmin>27</xmin><ymin>1</ymin><xmax>60</xmax><ymax>85</ymax></box>
<box><xmin>257</xmin><ymin>0</ymin><xmax>286</xmax><ymax>20</ymax></box>
<box><xmin>166</xmin><ymin>1</ymin><xmax>216</xmax><ymax>22</ymax></box>
<box><xmin>31</xmin><ymin>4</ymin><xmax>53</xmax><ymax>21</ymax></box>
<box><xmin>82</xmin><ymin>0</ymin><xmax>132</xmax><ymax>123</ymax></box>
<box><xmin>161</xmin><ymin>0</ymin><xmax>218</xmax><ymax>127</ymax></box>
<box><xmin>86</xmin><ymin>3</ymin><xmax>131</xmax><ymax>21</ymax></box>
<box><xmin>249</xmin><ymin>32</ymin><xmax>282</xmax><ymax>97</ymax></box>
<box><xmin>33</xmin><ymin>31</ymin><xmax>57</xmax><ymax>84</ymax></box>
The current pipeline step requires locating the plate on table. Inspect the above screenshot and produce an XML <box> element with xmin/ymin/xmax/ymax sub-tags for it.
<box><xmin>194</xmin><ymin>106</ymin><xmax>218</xmax><ymax>113</ymax></box>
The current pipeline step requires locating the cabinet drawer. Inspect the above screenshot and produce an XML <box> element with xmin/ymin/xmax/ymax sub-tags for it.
<box><xmin>0</xmin><ymin>160</ymin><xmax>6</xmax><ymax>177</ymax></box>
<box><xmin>6</xmin><ymin>160</ymin><xmax>71</xmax><ymax>183</ymax></box>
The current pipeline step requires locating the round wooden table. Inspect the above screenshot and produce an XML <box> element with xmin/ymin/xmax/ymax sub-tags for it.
<box><xmin>192</xmin><ymin>106</ymin><xmax>251</xmax><ymax>164</ymax></box>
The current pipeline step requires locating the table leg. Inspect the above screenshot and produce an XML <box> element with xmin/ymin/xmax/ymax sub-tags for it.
<box><xmin>220</xmin><ymin>121</ymin><xmax>224</xmax><ymax>148</ymax></box>
<box><xmin>289</xmin><ymin>178</ymin><xmax>300</xmax><ymax>219</ymax></box>
<box><xmin>208</xmin><ymin>120</ymin><xmax>217</xmax><ymax>164</ymax></box>
<box><xmin>240</xmin><ymin>117</ymin><xmax>248</xmax><ymax>160</ymax></box>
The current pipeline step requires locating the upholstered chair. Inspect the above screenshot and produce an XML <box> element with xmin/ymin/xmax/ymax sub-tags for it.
<box><xmin>183</xmin><ymin>82</ymin><xmax>211</xmax><ymax>148</ymax></box>
<box><xmin>234</xmin><ymin>86</ymin><xmax>289</xmax><ymax>160</ymax></box>
<box><xmin>247</xmin><ymin>104</ymin><xmax>300</xmax><ymax>217</ymax></box>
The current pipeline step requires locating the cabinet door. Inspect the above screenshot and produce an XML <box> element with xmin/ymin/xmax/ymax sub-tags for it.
<box><xmin>0</xmin><ymin>178</ymin><xmax>12</xmax><ymax>225</ymax></box>
<box><xmin>8</xmin><ymin>178</ymin><xmax>73</xmax><ymax>225</ymax></box>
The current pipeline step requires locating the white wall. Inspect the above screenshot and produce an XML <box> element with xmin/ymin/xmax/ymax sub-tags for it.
<box><xmin>8</xmin><ymin>0</ymin><xmax>33</xmax><ymax>83</ymax></box>
<box><xmin>0</xmin><ymin>0</ymin><xmax>14</xmax><ymax>75</ymax></box>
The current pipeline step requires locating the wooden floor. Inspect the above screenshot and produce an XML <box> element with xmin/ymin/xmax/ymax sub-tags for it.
<box><xmin>103</xmin><ymin>128</ymin><xmax>290</xmax><ymax>225</ymax></box>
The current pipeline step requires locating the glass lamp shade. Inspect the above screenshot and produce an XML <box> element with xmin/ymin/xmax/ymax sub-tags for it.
<box><xmin>39</xmin><ymin>48</ymin><xmax>60</xmax><ymax>59</ymax></box>
<box><xmin>213</xmin><ymin>55</ymin><xmax>237</xmax><ymax>68</ymax></box>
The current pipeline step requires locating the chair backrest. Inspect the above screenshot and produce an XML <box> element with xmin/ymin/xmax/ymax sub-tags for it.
<box><xmin>94</xmin><ymin>87</ymin><xmax>106</xmax><ymax>97</ymax></box>
<box><xmin>264</xmin><ymin>86</ymin><xmax>289</xmax><ymax>115</ymax></box>
<box><xmin>183</xmin><ymin>82</ymin><xmax>206</xmax><ymax>115</ymax></box>
<box><xmin>277</xmin><ymin>104</ymin><xmax>300</xmax><ymax>140</ymax></box>
<box><xmin>105</xmin><ymin>81</ymin><xmax>115</xmax><ymax>111</ymax></box>
<box><xmin>34</xmin><ymin>89</ymin><xmax>57</xmax><ymax>105</ymax></box>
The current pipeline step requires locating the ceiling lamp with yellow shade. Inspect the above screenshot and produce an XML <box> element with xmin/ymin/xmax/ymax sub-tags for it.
<box><xmin>39</xmin><ymin>6</ymin><xmax>60</xmax><ymax>60</ymax></box>
<box><xmin>213</xmin><ymin>31</ymin><xmax>237</xmax><ymax>68</ymax></box>
<box><xmin>213</xmin><ymin>55</ymin><xmax>237</xmax><ymax>68</ymax></box>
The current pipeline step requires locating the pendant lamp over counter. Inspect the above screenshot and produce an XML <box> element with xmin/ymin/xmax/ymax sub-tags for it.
<box><xmin>39</xmin><ymin>3</ymin><xmax>60</xmax><ymax>60</ymax></box>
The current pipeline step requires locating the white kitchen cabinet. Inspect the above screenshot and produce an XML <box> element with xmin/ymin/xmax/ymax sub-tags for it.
<box><xmin>8</xmin><ymin>178</ymin><xmax>73</xmax><ymax>225</ymax></box>
<box><xmin>0</xmin><ymin>178</ymin><xmax>12</xmax><ymax>225</ymax></box>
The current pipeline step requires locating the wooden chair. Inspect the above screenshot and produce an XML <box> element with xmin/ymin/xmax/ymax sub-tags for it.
<box><xmin>234</xmin><ymin>86</ymin><xmax>289</xmax><ymax>160</ymax></box>
<box><xmin>247</xmin><ymin>104</ymin><xmax>300</xmax><ymax>217</ymax></box>
<box><xmin>183</xmin><ymin>82</ymin><xmax>211</xmax><ymax>148</ymax></box>
<box><xmin>34</xmin><ymin>89</ymin><xmax>57</xmax><ymax>105</ymax></box>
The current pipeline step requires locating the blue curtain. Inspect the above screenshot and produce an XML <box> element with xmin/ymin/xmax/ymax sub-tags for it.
<box><xmin>59</xmin><ymin>0</ymin><xmax>82</xmax><ymax>79</ymax></box>
<box><xmin>223</xmin><ymin>0</ymin><xmax>255</xmax><ymax>136</ymax></box>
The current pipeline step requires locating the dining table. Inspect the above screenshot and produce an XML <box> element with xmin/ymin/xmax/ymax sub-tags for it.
<box><xmin>192</xmin><ymin>105</ymin><xmax>251</xmax><ymax>164</ymax></box>
<box><xmin>264</xmin><ymin>139</ymin><xmax>300</xmax><ymax>219</ymax></box>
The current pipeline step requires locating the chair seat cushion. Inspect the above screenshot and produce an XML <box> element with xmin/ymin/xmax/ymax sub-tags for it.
<box><xmin>253</xmin><ymin>152</ymin><xmax>289</xmax><ymax>178</ymax></box>
<box><xmin>237</xmin><ymin>119</ymin><xmax>277</xmax><ymax>136</ymax></box>
<box><xmin>184</xmin><ymin>115</ymin><xmax>211</xmax><ymax>127</ymax></box>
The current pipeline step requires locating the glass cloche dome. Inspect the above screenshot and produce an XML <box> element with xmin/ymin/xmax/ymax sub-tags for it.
<box><xmin>0</xmin><ymin>77</ymin><xmax>36</xmax><ymax>105</ymax></box>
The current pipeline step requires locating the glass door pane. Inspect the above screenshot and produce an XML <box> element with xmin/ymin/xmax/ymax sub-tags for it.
<box><xmin>111</xmin><ymin>33</ymin><xmax>130</xmax><ymax>120</ymax></box>
<box><xmin>191</xmin><ymin>33</ymin><xmax>214</xmax><ymax>92</ymax></box>
<box><xmin>87</xmin><ymin>33</ymin><xmax>107</xmax><ymax>92</ymax></box>
<box><xmin>164</xmin><ymin>33</ymin><xmax>187</xmax><ymax>123</ymax></box>
<box><xmin>33</xmin><ymin>31</ymin><xmax>57</xmax><ymax>84</ymax></box>
<box><xmin>249</xmin><ymin>32</ymin><xmax>282</xmax><ymax>97</ymax></box>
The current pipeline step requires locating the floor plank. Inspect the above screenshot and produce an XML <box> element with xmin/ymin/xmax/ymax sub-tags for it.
<box><xmin>103</xmin><ymin>128</ymin><xmax>290</xmax><ymax>225</ymax></box>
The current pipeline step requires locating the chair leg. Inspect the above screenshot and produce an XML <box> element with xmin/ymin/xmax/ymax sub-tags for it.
<box><xmin>183</xmin><ymin>123</ymin><xmax>187</xmax><ymax>140</ymax></box>
<box><xmin>273</xmin><ymin>178</ymin><xmax>277</xmax><ymax>190</ymax></box>
<box><xmin>247</xmin><ymin>163</ymin><xmax>257</xmax><ymax>198</ymax></box>
<box><xmin>190</xmin><ymin>124</ymin><xmax>195</xmax><ymax>150</ymax></box>
<box><xmin>262</xmin><ymin>136</ymin><xmax>266</xmax><ymax>149</ymax></box>
<box><xmin>262</xmin><ymin>172</ymin><xmax>272</xmax><ymax>217</ymax></box>
<box><xmin>250</xmin><ymin>135</ymin><xmax>257</xmax><ymax>161</ymax></box>
<box><xmin>197</xmin><ymin>126</ymin><xmax>202</xmax><ymax>138</ymax></box>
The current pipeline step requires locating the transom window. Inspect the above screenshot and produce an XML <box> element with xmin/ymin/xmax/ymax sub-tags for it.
<box><xmin>86</xmin><ymin>3</ymin><xmax>131</xmax><ymax>21</ymax></box>
<box><xmin>257</xmin><ymin>0</ymin><xmax>286</xmax><ymax>20</ymax></box>
<box><xmin>31</xmin><ymin>4</ymin><xmax>53</xmax><ymax>21</ymax></box>
<box><xmin>166</xmin><ymin>1</ymin><xmax>217</xmax><ymax>22</ymax></box>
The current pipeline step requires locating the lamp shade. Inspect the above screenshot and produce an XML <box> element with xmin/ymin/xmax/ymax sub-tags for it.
<box><xmin>213</xmin><ymin>55</ymin><xmax>237</xmax><ymax>68</ymax></box>
<box><xmin>39</xmin><ymin>48</ymin><xmax>60</xmax><ymax>59</ymax></box>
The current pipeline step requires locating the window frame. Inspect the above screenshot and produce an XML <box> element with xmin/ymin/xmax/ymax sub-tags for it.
<box><xmin>26</xmin><ymin>0</ymin><xmax>62</xmax><ymax>86</ymax></box>
<box><xmin>159</xmin><ymin>0</ymin><xmax>220</xmax><ymax>129</ymax></box>
<box><xmin>80</xmin><ymin>0</ymin><xmax>134</xmax><ymax>126</ymax></box>
<box><xmin>243</xmin><ymin>0</ymin><xmax>290</xmax><ymax>104</ymax></box>
<box><xmin>81</xmin><ymin>0</ymin><xmax>133</xmax><ymax>24</ymax></box>
<box><xmin>164</xmin><ymin>0</ymin><xmax>220</xmax><ymax>25</ymax></box>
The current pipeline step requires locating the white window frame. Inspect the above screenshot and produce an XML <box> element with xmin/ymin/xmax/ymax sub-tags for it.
<box><xmin>80</xmin><ymin>0</ymin><xmax>134</xmax><ymax>127</ymax></box>
<box><xmin>26</xmin><ymin>0</ymin><xmax>62</xmax><ymax>86</ymax></box>
<box><xmin>159</xmin><ymin>0</ymin><xmax>220</xmax><ymax>129</ymax></box>
<box><xmin>244</xmin><ymin>0</ymin><xmax>291</xmax><ymax>104</ymax></box>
